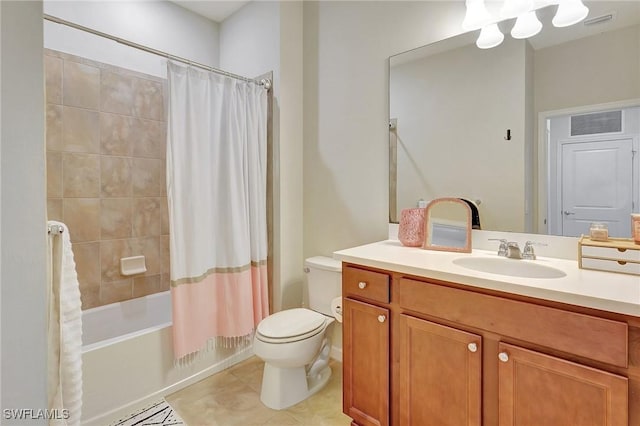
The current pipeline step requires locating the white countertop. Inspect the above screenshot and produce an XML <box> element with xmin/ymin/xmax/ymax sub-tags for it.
<box><xmin>334</xmin><ymin>240</ymin><xmax>640</xmax><ymax>317</ymax></box>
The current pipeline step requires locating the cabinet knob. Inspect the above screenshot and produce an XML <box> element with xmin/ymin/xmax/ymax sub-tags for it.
<box><xmin>358</xmin><ymin>281</ymin><xmax>367</xmax><ymax>289</ymax></box>
<box><xmin>378</xmin><ymin>315</ymin><xmax>386</xmax><ymax>323</ymax></box>
<box><xmin>498</xmin><ymin>352</ymin><xmax>509</xmax><ymax>363</ymax></box>
<box><xmin>467</xmin><ymin>342</ymin><xmax>478</xmax><ymax>353</ymax></box>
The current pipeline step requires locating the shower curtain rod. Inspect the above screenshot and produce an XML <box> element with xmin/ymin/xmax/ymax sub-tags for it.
<box><xmin>43</xmin><ymin>14</ymin><xmax>272</xmax><ymax>90</ymax></box>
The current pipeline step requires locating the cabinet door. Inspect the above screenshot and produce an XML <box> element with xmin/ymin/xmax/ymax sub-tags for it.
<box><xmin>343</xmin><ymin>298</ymin><xmax>389</xmax><ymax>426</ymax></box>
<box><xmin>498</xmin><ymin>342</ymin><xmax>628</xmax><ymax>426</ymax></box>
<box><xmin>399</xmin><ymin>314</ymin><xmax>482</xmax><ymax>426</ymax></box>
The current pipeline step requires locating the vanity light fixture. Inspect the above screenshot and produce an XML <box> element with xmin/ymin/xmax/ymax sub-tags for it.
<box><xmin>511</xmin><ymin>10</ymin><xmax>543</xmax><ymax>38</ymax></box>
<box><xmin>462</xmin><ymin>0</ymin><xmax>494</xmax><ymax>31</ymax></box>
<box><xmin>476</xmin><ymin>23</ymin><xmax>505</xmax><ymax>49</ymax></box>
<box><xmin>552</xmin><ymin>0</ymin><xmax>590</xmax><ymax>27</ymax></box>
<box><xmin>467</xmin><ymin>0</ymin><xmax>589</xmax><ymax>48</ymax></box>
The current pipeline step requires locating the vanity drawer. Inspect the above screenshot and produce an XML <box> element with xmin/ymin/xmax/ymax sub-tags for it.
<box><xmin>581</xmin><ymin>258</ymin><xmax>640</xmax><ymax>276</ymax></box>
<box><xmin>343</xmin><ymin>266</ymin><xmax>390</xmax><ymax>304</ymax></box>
<box><xmin>399</xmin><ymin>278</ymin><xmax>628</xmax><ymax>367</ymax></box>
<box><xmin>581</xmin><ymin>245</ymin><xmax>640</xmax><ymax>262</ymax></box>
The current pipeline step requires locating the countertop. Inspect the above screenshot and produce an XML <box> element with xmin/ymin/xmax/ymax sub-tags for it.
<box><xmin>334</xmin><ymin>240</ymin><xmax>640</xmax><ymax>317</ymax></box>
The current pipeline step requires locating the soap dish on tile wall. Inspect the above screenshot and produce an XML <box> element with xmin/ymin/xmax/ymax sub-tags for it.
<box><xmin>121</xmin><ymin>255</ymin><xmax>147</xmax><ymax>276</ymax></box>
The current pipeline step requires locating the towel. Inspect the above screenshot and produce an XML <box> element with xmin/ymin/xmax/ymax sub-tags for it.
<box><xmin>47</xmin><ymin>221</ymin><xmax>82</xmax><ymax>426</ymax></box>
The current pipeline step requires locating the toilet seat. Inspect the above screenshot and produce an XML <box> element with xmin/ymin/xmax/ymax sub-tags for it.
<box><xmin>256</xmin><ymin>308</ymin><xmax>328</xmax><ymax>344</ymax></box>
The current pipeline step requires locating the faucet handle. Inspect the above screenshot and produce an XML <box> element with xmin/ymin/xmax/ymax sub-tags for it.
<box><xmin>488</xmin><ymin>238</ymin><xmax>508</xmax><ymax>256</ymax></box>
<box><xmin>522</xmin><ymin>241</ymin><xmax>547</xmax><ymax>260</ymax></box>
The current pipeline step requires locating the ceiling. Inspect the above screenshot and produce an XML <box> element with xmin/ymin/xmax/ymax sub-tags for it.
<box><xmin>171</xmin><ymin>1</ymin><xmax>249</xmax><ymax>23</ymax></box>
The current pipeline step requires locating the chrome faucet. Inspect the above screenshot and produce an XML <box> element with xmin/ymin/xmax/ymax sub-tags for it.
<box><xmin>506</xmin><ymin>242</ymin><xmax>522</xmax><ymax>259</ymax></box>
<box><xmin>522</xmin><ymin>241</ymin><xmax>547</xmax><ymax>260</ymax></box>
<box><xmin>489</xmin><ymin>239</ymin><xmax>508</xmax><ymax>257</ymax></box>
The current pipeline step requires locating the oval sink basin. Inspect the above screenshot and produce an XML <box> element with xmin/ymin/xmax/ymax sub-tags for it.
<box><xmin>452</xmin><ymin>257</ymin><xmax>566</xmax><ymax>279</ymax></box>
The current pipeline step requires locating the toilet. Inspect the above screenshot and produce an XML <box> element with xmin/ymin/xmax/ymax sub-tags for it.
<box><xmin>253</xmin><ymin>256</ymin><xmax>342</xmax><ymax>410</ymax></box>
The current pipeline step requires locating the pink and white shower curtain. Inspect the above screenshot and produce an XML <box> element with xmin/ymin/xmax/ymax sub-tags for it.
<box><xmin>166</xmin><ymin>61</ymin><xmax>269</xmax><ymax>360</ymax></box>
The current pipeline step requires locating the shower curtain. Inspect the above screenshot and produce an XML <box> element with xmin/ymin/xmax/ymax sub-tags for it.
<box><xmin>166</xmin><ymin>61</ymin><xmax>269</xmax><ymax>360</ymax></box>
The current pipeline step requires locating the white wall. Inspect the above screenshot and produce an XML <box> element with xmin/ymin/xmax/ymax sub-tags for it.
<box><xmin>534</xmin><ymin>24</ymin><xmax>640</xmax><ymax>115</ymax></box>
<box><xmin>1</xmin><ymin>1</ymin><xmax>48</xmax><ymax>423</ymax></box>
<box><xmin>303</xmin><ymin>1</ymin><xmax>466</xmax><ymax>258</ymax></box>
<box><xmin>43</xmin><ymin>0</ymin><xmax>220</xmax><ymax>77</ymax></box>
<box><xmin>390</xmin><ymin>38</ymin><xmax>528</xmax><ymax>232</ymax></box>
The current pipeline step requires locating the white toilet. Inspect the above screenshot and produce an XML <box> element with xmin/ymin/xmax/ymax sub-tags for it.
<box><xmin>253</xmin><ymin>256</ymin><xmax>342</xmax><ymax>410</ymax></box>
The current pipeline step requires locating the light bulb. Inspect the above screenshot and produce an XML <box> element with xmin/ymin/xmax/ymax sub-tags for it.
<box><xmin>501</xmin><ymin>0</ymin><xmax>533</xmax><ymax>19</ymax></box>
<box><xmin>552</xmin><ymin>0</ymin><xmax>589</xmax><ymax>27</ymax></box>
<box><xmin>463</xmin><ymin>0</ymin><xmax>494</xmax><ymax>31</ymax></box>
<box><xmin>511</xmin><ymin>11</ymin><xmax>543</xmax><ymax>39</ymax></box>
<box><xmin>476</xmin><ymin>24</ymin><xmax>505</xmax><ymax>49</ymax></box>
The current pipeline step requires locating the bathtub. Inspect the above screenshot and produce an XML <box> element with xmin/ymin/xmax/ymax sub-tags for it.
<box><xmin>81</xmin><ymin>291</ymin><xmax>254</xmax><ymax>425</ymax></box>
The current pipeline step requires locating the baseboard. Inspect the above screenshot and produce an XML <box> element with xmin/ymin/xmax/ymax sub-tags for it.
<box><xmin>82</xmin><ymin>346</ymin><xmax>255</xmax><ymax>426</ymax></box>
<box><xmin>330</xmin><ymin>345</ymin><xmax>342</xmax><ymax>362</ymax></box>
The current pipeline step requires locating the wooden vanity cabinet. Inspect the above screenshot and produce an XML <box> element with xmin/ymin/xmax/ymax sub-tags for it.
<box><xmin>342</xmin><ymin>263</ymin><xmax>637</xmax><ymax>426</ymax></box>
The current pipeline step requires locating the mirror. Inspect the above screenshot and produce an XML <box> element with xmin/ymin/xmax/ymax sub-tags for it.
<box><xmin>389</xmin><ymin>1</ymin><xmax>640</xmax><ymax>237</ymax></box>
<box><xmin>424</xmin><ymin>198</ymin><xmax>472</xmax><ymax>253</ymax></box>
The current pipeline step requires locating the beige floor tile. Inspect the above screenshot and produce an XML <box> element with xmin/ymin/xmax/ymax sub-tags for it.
<box><xmin>167</xmin><ymin>357</ymin><xmax>347</xmax><ymax>426</ymax></box>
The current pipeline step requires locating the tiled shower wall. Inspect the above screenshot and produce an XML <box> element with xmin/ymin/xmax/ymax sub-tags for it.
<box><xmin>45</xmin><ymin>49</ymin><xmax>170</xmax><ymax>310</ymax></box>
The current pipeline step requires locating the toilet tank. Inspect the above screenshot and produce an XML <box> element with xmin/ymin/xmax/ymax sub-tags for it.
<box><xmin>305</xmin><ymin>256</ymin><xmax>342</xmax><ymax>316</ymax></box>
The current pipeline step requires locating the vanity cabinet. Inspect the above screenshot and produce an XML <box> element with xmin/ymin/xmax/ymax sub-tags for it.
<box><xmin>342</xmin><ymin>266</ymin><xmax>391</xmax><ymax>426</ymax></box>
<box><xmin>342</xmin><ymin>263</ymin><xmax>637</xmax><ymax>426</ymax></box>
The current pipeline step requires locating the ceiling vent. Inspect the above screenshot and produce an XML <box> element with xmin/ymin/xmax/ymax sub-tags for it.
<box><xmin>584</xmin><ymin>12</ymin><xmax>616</xmax><ymax>26</ymax></box>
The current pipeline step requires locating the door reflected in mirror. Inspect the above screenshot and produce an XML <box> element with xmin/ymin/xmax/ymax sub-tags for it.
<box><xmin>424</xmin><ymin>198</ymin><xmax>472</xmax><ymax>253</ymax></box>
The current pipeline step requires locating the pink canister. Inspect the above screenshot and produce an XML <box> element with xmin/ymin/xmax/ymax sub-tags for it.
<box><xmin>398</xmin><ymin>208</ymin><xmax>426</xmax><ymax>247</ymax></box>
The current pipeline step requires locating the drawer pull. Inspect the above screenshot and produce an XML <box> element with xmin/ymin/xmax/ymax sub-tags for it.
<box><xmin>467</xmin><ymin>342</ymin><xmax>478</xmax><ymax>353</ymax></box>
<box><xmin>358</xmin><ymin>281</ymin><xmax>367</xmax><ymax>289</ymax></box>
<box><xmin>378</xmin><ymin>315</ymin><xmax>386</xmax><ymax>323</ymax></box>
<box><xmin>498</xmin><ymin>352</ymin><xmax>509</xmax><ymax>363</ymax></box>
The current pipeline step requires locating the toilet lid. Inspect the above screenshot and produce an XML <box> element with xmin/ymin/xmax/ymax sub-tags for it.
<box><xmin>257</xmin><ymin>308</ymin><xmax>326</xmax><ymax>339</ymax></box>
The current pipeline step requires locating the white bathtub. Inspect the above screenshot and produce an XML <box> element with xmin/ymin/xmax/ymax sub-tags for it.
<box><xmin>81</xmin><ymin>291</ymin><xmax>253</xmax><ymax>425</ymax></box>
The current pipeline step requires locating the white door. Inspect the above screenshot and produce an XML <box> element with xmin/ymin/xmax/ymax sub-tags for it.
<box><xmin>560</xmin><ymin>138</ymin><xmax>634</xmax><ymax>237</ymax></box>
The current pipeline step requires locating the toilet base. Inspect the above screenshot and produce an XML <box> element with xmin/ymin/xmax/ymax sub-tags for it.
<box><xmin>259</xmin><ymin>363</ymin><xmax>332</xmax><ymax>410</ymax></box>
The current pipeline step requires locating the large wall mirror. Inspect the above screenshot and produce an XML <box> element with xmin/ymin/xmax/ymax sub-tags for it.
<box><xmin>389</xmin><ymin>1</ymin><xmax>640</xmax><ymax>238</ymax></box>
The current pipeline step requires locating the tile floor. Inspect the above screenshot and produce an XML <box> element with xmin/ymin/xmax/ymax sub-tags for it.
<box><xmin>166</xmin><ymin>356</ymin><xmax>352</xmax><ymax>426</ymax></box>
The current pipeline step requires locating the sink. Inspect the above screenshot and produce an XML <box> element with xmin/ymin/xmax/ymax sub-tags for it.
<box><xmin>452</xmin><ymin>256</ymin><xmax>566</xmax><ymax>279</ymax></box>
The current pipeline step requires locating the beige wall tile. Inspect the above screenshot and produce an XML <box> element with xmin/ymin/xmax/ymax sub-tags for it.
<box><xmin>63</xmin><ymin>198</ymin><xmax>100</xmax><ymax>242</ymax></box>
<box><xmin>46</xmin><ymin>104</ymin><xmax>63</xmax><ymax>151</ymax></box>
<box><xmin>101</xmin><ymin>71</ymin><xmax>135</xmax><ymax>115</ymax></box>
<box><xmin>161</xmin><ymin>273</ymin><xmax>170</xmax><ymax>291</ymax></box>
<box><xmin>62</xmin><ymin>106</ymin><xmax>100</xmax><ymax>153</ymax></box>
<box><xmin>132</xmin><ymin>158</ymin><xmax>163</xmax><ymax>196</ymax></box>
<box><xmin>101</xmin><ymin>198</ymin><xmax>133</xmax><ymax>240</ymax></box>
<box><xmin>161</xmin><ymin>197</ymin><xmax>170</xmax><ymax>235</ymax></box>
<box><xmin>101</xmin><ymin>156</ymin><xmax>132</xmax><ymax>197</ymax></box>
<box><xmin>130</xmin><ymin>236</ymin><xmax>160</xmax><ymax>276</ymax></box>
<box><xmin>161</xmin><ymin>235</ymin><xmax>170</xmax><ymax>276</ymax></box>
<box><xmin>63</xmin><ymin>61</ymin><xmax>100</xmax><ymax>109</ymax></box>
<box><xmin>100</xmin><ymin>113</ymin><xmax>135</xmax><ymax>156</ymax></box>
<box><xmin>133</xmin><ymin>78</ymin><xmax>165</xmax><ymax>121</ymax></box>
<box><xmin>133</xmin><ymin>275</ymin><xmax>161</xmax><ymax>298</ymax></box>
<box><xmin>47</xmin><ymin>151</ymin><xmax>63</xmax><ymax>198</ymax></box>
<box><xmin>100</xmin><ymin>279</ymin><xmax>133</xmax><ymax>305</ymax></box>
<box><xmin>160</xmin><ymin>160</ymin><xmax>167</xmax><ymax>196</ymax></box>
<box><xmin>45</xmin><ymin>55</ymin><xmax>62</xmax><ymax>104</ymax></box>
<box><xmin>81</xmin><ymin>286</ymin><xmax>101</xmax><ymax>310</ymax></box>
<box><xmin>100</xmin><ymin>239</ymin><xmax>131</xmax><ymax>282</ymax></box>
<box><xmin>73</xmin><ymin>241</ymin><xmax>100</xmax><ymax>292</ymax></box>
<box><xmin>47</xmin><ymin>199</ymin><xmax>63</xmax><ymax>222</ymax></box>
<box><xmin>133</xmin><ymin>197</ymin><xmax>161</xmax><ymax>237</ymax></box>
<box><xmin>133</xmin><ymin>118</ymin><xmax>166</xmax><ymax>159</ymax></box>
<box><xmin>63</xmin><ymin>153</ymin><xmax>100</xmax><ymax>197</ymax></box>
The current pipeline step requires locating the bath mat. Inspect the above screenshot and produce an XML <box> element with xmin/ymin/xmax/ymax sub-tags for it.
<box><xmin>110</xmin><ymin>399</ymin><xmax>185</xmax><ymax>426</ymax></box>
